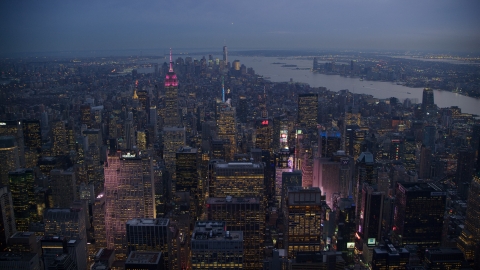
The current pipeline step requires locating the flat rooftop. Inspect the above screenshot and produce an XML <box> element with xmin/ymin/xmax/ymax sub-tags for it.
<box><xmin>192</xmin><ymin>221</ymin><xmax>242</xmax><ymax>242</ymax></box>
<box><xmin>126</xmin><ymin>218</ymin><xmax>169</xmax><ymax>227</ymax></box>
<box><xmin>125</xmin><ymin>251</ymin><xmax>161</xmax><ymax>265</ymax></box>
<box><xmin>206</xmin><ymin>196</ymin><xmax>260</xmax><ymax>205</ymax></box>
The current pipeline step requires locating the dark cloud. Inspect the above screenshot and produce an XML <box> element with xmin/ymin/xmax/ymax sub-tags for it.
<box><xmin>1</xmin><ymin>0</ymin><xmax>479</xmax><ymax>55</ymax></box>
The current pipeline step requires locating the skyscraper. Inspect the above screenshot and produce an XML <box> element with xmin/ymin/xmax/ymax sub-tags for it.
<box><xmin>50</xmin><ymin>168</ymin><xmax>77</xmax><ymax>208</ymax></box>
<box><xmin>104</xmin><ymin>150</ymin><xmax>155</xmax><ymax>259</ymax></box>
<box><xmin>0</xmin><ymin>186</ymin><xmax>16</xmax><ymax>251</ymax></box>
<box><xmin>163</xmin><ymin>49</ymin><xmax>180</xmax><ymax>127</ymax></box>
<box><xmin>191</xmin><ymin>221</ymin><xmax>243</xmax><ymax>270</ymax></box>
<box><xmin>176</xmin><ymin>146</ymin><xmax>200</xmax><ymax>218</ymax></box>
<box><xmin>456</xmin><ymin>148</ymin><xmax>475</xmax><ymax>199</ymax></box>
<box><xmin>457</xmin><ymin>173</ymin><xmax>480</xmax><ymax>261</ymax></box>
<box><xmin>216</xmin><ymin>102</ymin><xmax>236</xmax><ymax>161</ymax></box>
<box><xmin>212</xmin><ymin>162</ymin><xmax>265</xmax><ymax>199</ymax></box>
<box><xmin>223</xmin><ymin>46</ymin><xmax>228</xmax><ymax>65</ymax></box>
<box><xmin>126</xmin><ymin>218</ymin><xmax>171</xmax><ymax>269</ymax></box>
<box><xmin>0</xmin><ymin>136</ymin><xmax>20</xmax><ymax>187</ymax></box>
<box><xmin>0</xmin><ymin>120</ymin><xmax>25</xmax><ymax>167</ymax></box>
<box><xmin>421</xmin><ymin>87</ymin><xmax>435</xmax><ymax>115</ymax></box>
<box><xmin>285</xmin><ymin>186</ymin><xmax>323</xmax><ymax>259</ymax></box>
<box><xmin>297</xmin><ymin>93</ymin><xmax>318</xmax><ymax>130</ymax></box>
<box><xmin>207</xmin><ymin>196</ymin><xmax>265</xmax><ymax>269</ymax></box>
<box><xmin>8</xmin><ymin>169</ymin><xmax>35</xmax><ymax>231</ymax></box>
<box><xmin>393</xmin><ymin>182</ymin><xmax>446</xmax><ymax>249</ymax></box>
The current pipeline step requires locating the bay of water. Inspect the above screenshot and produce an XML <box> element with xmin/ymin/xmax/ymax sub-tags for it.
<box><xmin>234</xmin><ymin>56</ymin><xmax>480</xmax><ymax>115</ymax></box>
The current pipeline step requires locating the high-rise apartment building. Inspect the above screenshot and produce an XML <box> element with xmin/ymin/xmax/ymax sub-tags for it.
<box><xmin>104</xmin><ymin>150</ymin><xmax>155</xmax><ymax>259</ymax></box>
<box><xmin>297</xmin><ymin>93</ymin><xmax>318</xmax><ymax>130</ymax></box>
<box><xmin>207</xmin><ymin>196</ymin><xmax>264</xmax><ymax>269</ymax></box>
<box><xmin>191</xmin><ymin>221</ymin><xmax>243</xmax><ymax>270</ymax></box>
<box><xmin>393</xmin><ymin>182</ymin><xmax>446</xmax><ymax>249</ymax></box>
<box><xmin>285</xmin><ymin>186</ymin><xmax>323</xmax><ymax>259</ymax></box>
<box><xmin>126</xmin><ymin>218</ymin><xmax>171</xmax><ymax>269</ymax></box>
<box><xmin>356</xmin><ymin>184</ymin><xmax>384</xmax><ymax>253</ymax></box>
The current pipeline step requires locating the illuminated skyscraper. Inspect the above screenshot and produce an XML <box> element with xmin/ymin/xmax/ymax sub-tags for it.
<box><xmin>80</xmin><ymin>104</ymin><xmax>92</xmax><ymax>128</ymax></box>
<box><xmin>255</xmin><ymin>118</ymin><xmax>273</xmax><ymax>151</ymax></box>
<box><xmin>8</xmin><ymin>169</ymin><xmax>35</xmax><ymax>231</ymax></box>
<box><xmin>216</xmin><ymin>102</ymin><xmax>236</xmax><ymax>161</ymax></box>
<box><xmin>421</xmin><ymin>87</ymin><xmax>435</xmax><ymax>116</ymax></box>
<box><xmin>207</xmin><ymin>196</ymin><xmax>265</xmax><ymax>269</ymax></box>
<box><xmin>176</xmin><ymin>146</ymin><xmax>200</xmax><ymax>218</ymax></box>
<box><xmin>393</xmin><ymin>182</ymin><xmax>446</xmax><ymax>249</ymax></box>
<box><xmin>191</xmin><ymin>221</ymin><xmax>243</xmax><ymax>270</ymax></box>
<box><xmin>0</xmin><ymin>186</ymin><xmax>16</xmax><ymax>251</ymax></box>
<box><xmin>92</xmin><ymin>192</ymin><xmax>106</xmax><ymax>250</ymax></box>
<box><xmin>285</xmin><ymin>186</ymin><xmax>323</xmax><ymax>259</ymax></box>
<box><xmin>44</xmin><ymin>208</ymin><xmax>87</xmax><ymax>245</ymax></box>
<box><xmin>126</xmin><ymin>218</ymin><xmax>171</xmax><ymax>269</ymax></box>
<box><xmin>163</xmin><ymin>126</ymin><xmax>186</xmax><ymax>192</ymax></box>
<box><xmin>0</xmin><ymin>136</ymin><xmax>20</xmax><ymax>187</ymax></box>
<box><xmin>356</xmin><ymin>184</ymin><xmax>384</xmax><ymax>254</ymax></box>
<box><xmin>163</xmin><ymin>49</ymin><xmax>181</xmax><ymax>127</ymax></box>
<box><xmin>457</xmin><ymin>173</ymin><xmax>480</xmax><ymax>261</ymax></box>
<box><xmin>52</xmin><ymin>121</ymin><xmax>67</xmax><ymax>156</ymax></box>
<box><xmin>22</xmin><ymin>119</ymin><xmax>41</xmax><ymax>150</ymax></box>
<box><xmin>212</xmin><ymin>162</ymin><xmax>264</xmax><ymax>199</ymax></box>
<box><xmin>297</xmin><ymin>93</ymin><xmax>318</xmax><ymax>130</ymax></box>
<box><xmin>104</xmin><ymin>150</ymin><xmax>155</xmax><ymax>259</ymax></box>
<box><xmin>0</xmin><ymin>120</ymin><xmax>25</xmax><ymax>167</ymax></box>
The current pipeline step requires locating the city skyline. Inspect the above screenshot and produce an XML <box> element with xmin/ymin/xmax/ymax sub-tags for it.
<box><xmin>1</xmin><ymin>0</ymin><xmax>480</xmax><ymax>56</ymax></box>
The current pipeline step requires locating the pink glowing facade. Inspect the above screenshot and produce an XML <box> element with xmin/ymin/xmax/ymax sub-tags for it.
<box><xmin>103</xmin><ymin>151</ymin><xmax>155</xmax><ymax>260</ymax></box>
<box><xmin>163</xmin><ymin>49</ymin><xmax>180</xmax><ymax>126</ymax></box>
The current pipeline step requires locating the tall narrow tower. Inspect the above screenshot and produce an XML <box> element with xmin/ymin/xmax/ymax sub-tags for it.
<box><xmin>163</xmin><ymin>49</ymin><xmax>180</xmax><ymax>127</ymax></box>
<box><xmin>223</xmin><ymin>46</ymin><xmax>228</xmax><ymax>65</ymax></box>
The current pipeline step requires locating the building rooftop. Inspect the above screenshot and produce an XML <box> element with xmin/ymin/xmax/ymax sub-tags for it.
<box><xmin>287</xmin><ymin>186</ymin><xmax>321</xmax><ymax>192</ymax></box>
<box><xmin>126</xmin><ymin>218</ymin><xmax>170</xmax><ymax>227</ymax></box>
<box><xmin>206</xmin><ymin>196</ymin><xmax>260</xmax><ymax>205</ymax></box>
<box><xmin>176</xmin><ymin>146</ymin><xmax>197</xmax><ymax>153</ymax></box>
<box><xmin>216</xmin><ymin>162</ymin><xmax>263</xmax><ymax>169</ymax></box>
<box><xmin>398</xmin><ymin>182</ymin><xmax>444</xmax><ymax>193</ymax></box>
<box><xmin>192</xmin><ymin>221</ymin><xmax>242</xmax><ymax>242</ymax></box>
<box><xmin>125</xmin><ymin>251</ymin><xmax>161</xmax><ymax>265</ymax></box>
<box><xmin>0</xmin><ymin>252</ymin><xmax>37</xmax><ymax>262</ymax></box>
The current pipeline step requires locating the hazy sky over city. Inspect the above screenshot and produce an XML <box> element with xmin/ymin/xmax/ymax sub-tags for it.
<box><xmin>1</xmin><ymin>0</ymin><xmax>480</xmax><ymax>55</ymax></box>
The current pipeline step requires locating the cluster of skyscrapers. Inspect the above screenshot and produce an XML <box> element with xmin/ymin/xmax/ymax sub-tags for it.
<box><xmin>0</xmin><ymin>46</ymin><xmax>479</xmax><ymax>270</ymax></box>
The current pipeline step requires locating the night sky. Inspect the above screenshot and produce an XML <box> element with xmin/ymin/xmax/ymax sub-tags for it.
<box><xmin>1</xmin><ymin>0</ymin><xmax>480</xmax><ymax>55</ymax></box>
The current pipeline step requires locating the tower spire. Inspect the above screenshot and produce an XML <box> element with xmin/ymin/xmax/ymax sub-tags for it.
<box><xmin>169</xmin><ymin>48</ymin><xmax>173</xmax><ymax>72</ymax></box>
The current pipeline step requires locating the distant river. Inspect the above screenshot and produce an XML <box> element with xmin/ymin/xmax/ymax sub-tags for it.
<box><xmin>139</xmin><ymin>55</ymin><xmax>480</xmax><ymax>115</ymax></box>
<box><xmin>234</xmin><ymin>56</ymin><xmax>480</xmax><ymax>115</ymax></box>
